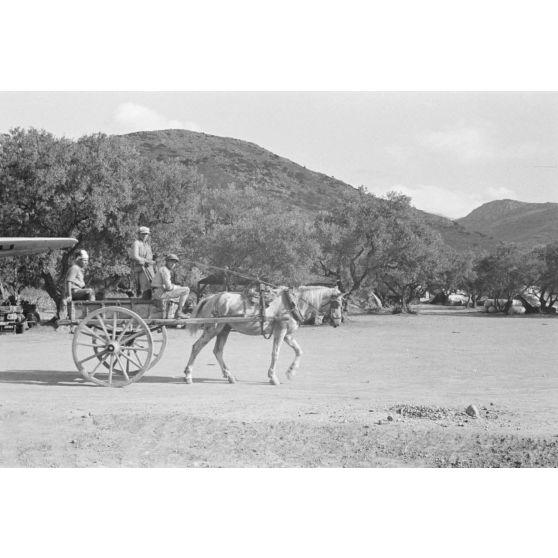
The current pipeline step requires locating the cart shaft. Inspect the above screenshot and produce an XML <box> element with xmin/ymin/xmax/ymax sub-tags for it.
<box><xmin>55</xmin><ymin>315</ymin><xmax>265</xmax><ymax>327</ymax></box>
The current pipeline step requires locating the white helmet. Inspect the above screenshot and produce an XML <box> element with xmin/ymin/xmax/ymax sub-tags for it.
<box><xmin>76</xmin><ymin>249</ymin><xmax>89</xmax><ymax>260</ymax></box>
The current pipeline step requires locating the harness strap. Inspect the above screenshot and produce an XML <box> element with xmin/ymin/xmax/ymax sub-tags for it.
<box><xmin>283</xmin><ymin>289</ymin><xmax>304</xmax><ymax>324</ymax></box>
<box><xmin>259</xmin><ymin>283</ymin><xmax>273</xmax><ymax>339</ymax></box>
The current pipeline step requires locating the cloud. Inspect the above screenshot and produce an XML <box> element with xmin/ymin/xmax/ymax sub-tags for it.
<box><xmin>486</xmin><ymin>186</ymin><xmax>517</xmax><ymax>200</ymax></box>
<box><xmin>416</xmin><ymin>125</ymin><xmax>554</xmax><ymax>164</ymax></box>
<box><xmin>418</xmin><ymin>125</ymin><xmax>495</xmax><ymax>161</ymax></box>
<box><xmin>504</xmin><ymin>140</ymin><xmax>556</xmax><ymax>161</ymax></box>
<box><xmin>366</xmin><ymin>183</ymin><xmax>519</xmax><ymax>219</ymax></box>
<box><xmin>113</xmin><ymin>102</ymin><xmax>202</xmax><ymax>133</ymax></box>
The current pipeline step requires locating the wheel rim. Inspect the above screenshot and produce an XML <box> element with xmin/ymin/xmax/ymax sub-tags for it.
<box><xmin>148</xmin><ymin>326</ymin><xmax>167</xmax><ymax>370</ymax></box>
<box><xmin>72</xmin><ymin>307</ymin><xmax>153</xmax><ymax>387</ymax></box>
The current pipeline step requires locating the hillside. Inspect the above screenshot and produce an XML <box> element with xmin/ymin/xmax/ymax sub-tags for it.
<box><xmin>120</xmin><ymin>129</ymin><xmax>357</xmax><ymax>212</ymax></box>
<box><xmin>417</xmin><ymin>210</ymin><xmax>499</xmax><ymax>252</ymax></box>
<box><xmin>118</xmin><ymin>129</ymin><xmax>553</xmax><ymax>252</ymax></box>
<box><xmin>458</xmin><ymin>199</ymin><xmax>558</xmax><ymax>246</ymax></box>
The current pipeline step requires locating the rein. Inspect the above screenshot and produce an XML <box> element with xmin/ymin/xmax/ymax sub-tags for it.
<box><xmin>173</xmin><ymin>256</ymin><xmax>278</xmax><ymax>289</ymax></box>
<box><xmin>173</xmin><ymin>256</ymin><xmax>342</xmax><ymax>334</ymax></box>
<box><xmin>174</xmin><ymin>255</ymin><xmax>342</xmax><ymax>311</ymax></box>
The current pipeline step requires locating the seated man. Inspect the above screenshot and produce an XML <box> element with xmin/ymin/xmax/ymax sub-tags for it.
<box><xmin>151</xmin><ymin>254</ymin><xmax>190</xmax><ymax>319</ymax></box>
<box><xmin>65</xmin><ymin>250</ymin><xmax>96</xmax><ymax>301</ymax></box>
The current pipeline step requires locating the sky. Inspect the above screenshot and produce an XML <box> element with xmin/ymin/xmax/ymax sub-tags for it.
<box><xmin>1</xmin><ymin>91</ymin><xmax>556</xmax><ymax>219</ymax></box>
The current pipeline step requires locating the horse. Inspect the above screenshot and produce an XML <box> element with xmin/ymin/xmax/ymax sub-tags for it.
<box><xmin>183</xmin><ymin>285</ymin><xmax>343</xmax><ymax>385</ymax></box>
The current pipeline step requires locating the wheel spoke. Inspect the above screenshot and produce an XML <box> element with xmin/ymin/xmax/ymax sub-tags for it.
<box><xmin>108</xmin><ymin>354</ymin><xmax>114</xmax><ymax>384</ymax></box>
<box><xmin>115</xmin><ymin>354</ymin><xmax>129</xmax><ymax>381</ymax></box>
<box><xmin>90</xmin><ymin>351</ymin><xmax>111</xmax><ymax>376</ymax></box>
<box><xmin>117</xmin><ymin>319</ymin><xmax>131</xmax><ymax>343</ymax></box>
<box><xmin>72</xmin><ymin>306</ymin><xmax>154</xmax><ymax>387</ymax></box>
<box><xmin>94</xmin><ymin>314</ymin><xmax>111</xmax><ymax>339</ymax></box>
<box><xmin>112</xmin><ymin>312</ymin><xmax>117</xmax><ymax>341</ymax></box>
<box><xmin>81</xmin><ymin>325</ymin><xmax>108</xmax><ymax>344</ymax></box>
<box><xmin>132</xmin><ymin>336</ymin><xmax>148</xmax><ymax>348</ymax></box>
<box><xmin>78</xmin><ymin>349</ymin><xmax>108</xmax><ymax>366</ymax></box>
<box><xmin>130</xmin><ymin>349</ymin><xmax>145</xmax><ymax>368</ymax></box>
<box><xmin>118</xmin><ymin>350</ymin><xmax>141</xmax><ymax>371</ymax></box>
<box><xmin>122</xmin><ymin>329</ymin><xmax>150</xmax><ymax>345</ymax></box>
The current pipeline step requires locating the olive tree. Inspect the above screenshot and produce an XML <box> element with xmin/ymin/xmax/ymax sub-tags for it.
<box><xmin>315</xmin><ymin>189</ymin><xmax>447</xmax><ymax>312</ymax></box>
<box><xmin>531</xmin><ymin>242</ymin><xmax>558</xmax><ymax>312</ymax></box>
<box><xmin>199</xmin><ymin>186</ymin><xmax>319</xmax><ymax>285</ymax></box>
<box><xmin>473</xmin><ymin>244</ymin><xmax>543</xmax><ymax>312</ymax></box>
<box><xmin>0</xmin><ymin>128</ymin><xmax>202</xmax><ymax>311</ymax></box>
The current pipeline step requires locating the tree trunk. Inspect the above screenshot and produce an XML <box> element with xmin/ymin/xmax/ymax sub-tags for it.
<box><xmin>492</xmin><ymin>293</ymin><xmax>505</xmax><ymax>312</ymax></box>
<box><xmin>399</xmin><ymin>287</ymin><xmax>417</xmax><ymax>314</ymax></box>
<box><xmin>518</xmin><ymin>295</ymin><xmax>538</xmax><ymax>314</ymax></box>
<box><xmin>41</xmin><ymin>270</ymin><xmax>64</xmax><ymax>316</ymax></box>
<box><xmin>504</xmin><ymin>298</ymin><xmax>515</xmax><ymax>315</ymax></box>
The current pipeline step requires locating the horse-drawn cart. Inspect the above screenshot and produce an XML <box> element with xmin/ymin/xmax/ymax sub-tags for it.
<box><xmin>58</xmin><ymin>285</ymin><xmax>343</xmax><ymax>388</ymax></box>
<box><xmin>59</xmin><ymin>298</ymin><xmax>258</xmax><ymax>388</ymax></box>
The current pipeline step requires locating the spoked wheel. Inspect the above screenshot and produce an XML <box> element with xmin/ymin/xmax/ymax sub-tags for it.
<box><xmin>148</xmin><ymin>325</ymin><xmax>167</xmax><ymax>370</ymax></box>
<box><xmin>72</xmin><ymin>307</ymin><xmax>154</xmax><ymax>387</ymax></box>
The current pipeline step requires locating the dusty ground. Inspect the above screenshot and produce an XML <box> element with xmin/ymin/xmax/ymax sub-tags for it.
<box><xmin>1</xmin><ymin>306</ymin><xmax>557</xmax><ymax>467</ymax></box>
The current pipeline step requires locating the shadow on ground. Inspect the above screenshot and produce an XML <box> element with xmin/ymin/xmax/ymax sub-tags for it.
<box><xmin>0</xmin><ymin>369</ymin><xmax>96</xmax><ymax>387</ymax></box>
<box><xmin>0</xmin><ymin>370</ymin><xmax>269</xmax><ymax>387</ymax></box>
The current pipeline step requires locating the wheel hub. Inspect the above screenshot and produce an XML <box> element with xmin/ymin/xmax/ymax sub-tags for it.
<box><xmin>106</xmin><ymin>341</ymin><xmax>120</xmax><ymax>354</ymax></box>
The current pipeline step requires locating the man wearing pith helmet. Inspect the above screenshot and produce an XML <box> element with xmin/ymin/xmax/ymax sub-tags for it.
<box><xmin>65</xmin><ymin>249</ymin><xmax>96</xmax><ymax>301</ymax></box>
<box><xmin>130</xmin><ymin>225</ymin><xmax>155</xmax><ymax>298</ymax></box>
<box><xmin>151</xmin><ymin>253</ymin><xmax>190</xmax><ymax>318</ymax></box>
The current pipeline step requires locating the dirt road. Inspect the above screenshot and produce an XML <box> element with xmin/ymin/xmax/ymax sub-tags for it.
<box><xmin>1</xmin><ymin>307</ymin><xmax>557</xmax><ymax>467</ymax></box>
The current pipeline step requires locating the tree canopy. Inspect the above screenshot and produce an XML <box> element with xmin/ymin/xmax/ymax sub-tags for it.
<box><xmin>2</xmin><ymin>128</ymin><xmax>557</xmax><ymax>316</ymax></box>
<box><xmin>0</xmin><ymin>129</ymin><xmax>202</xmax><ymax>308</ymax></box>
<box><xmin>315</xmin><ymin>189</ymin><xmax>449</xmax><ymax>310</ymax></box>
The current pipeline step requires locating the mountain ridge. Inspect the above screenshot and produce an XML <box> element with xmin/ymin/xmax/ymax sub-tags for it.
<box><xmin>120</xmin><ymin>129</ymin><xmax>357</xmax><ymax>212</ymax></box>
<box><xmin>118</xmin><ymin>129</ymin><xmax>557</xmax><ymax>251</ymax></box>
<box><xmin>458</xmin><ymin>199</ymin><xmax>558</xmax><ymax>246</ymax></box>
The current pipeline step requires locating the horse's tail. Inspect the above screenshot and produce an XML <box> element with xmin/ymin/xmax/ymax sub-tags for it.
<box><xmin>187</xmin><ymin>296</ymin><xmax>211</xmax><ymax>336</ymax></box>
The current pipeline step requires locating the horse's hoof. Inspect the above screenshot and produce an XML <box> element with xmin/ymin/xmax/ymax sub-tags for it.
<box><xmin>286</xmin><ymin>369</ymin><xmax>296</xmax><ymax>380</ymax></box>
<box><xmin>227</xmin><ymin>375</ymin><xmax>236</xmax><ymax>384</ymax></box>
<box><xmin>269</xmin><ymin>375</ymin><xmax>280</xmax><ymax>386</ymax></box>
<box><xmin>184</xmin><ymin>376</ymin><xmax>193</xmax><ymax>384</ymax></box>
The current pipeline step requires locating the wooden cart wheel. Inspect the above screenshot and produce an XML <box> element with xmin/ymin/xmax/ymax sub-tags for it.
<box><xmin>148</xmin><ymin>325</ymin><xmax>167</xmax><ymax>370</ymax></box>
<box><xmin>90</xmin><ymin>324</ymin><xmax>166</xmax><ymax>371</ymax></box>
<box><xmin>72</xmin><ymin>306</ymin><xmax>154</xmax><ymax>387</ymax></box>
